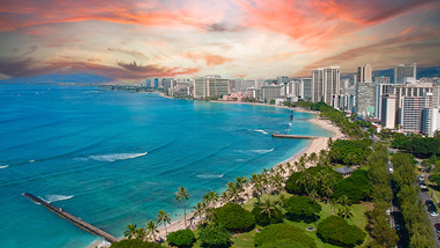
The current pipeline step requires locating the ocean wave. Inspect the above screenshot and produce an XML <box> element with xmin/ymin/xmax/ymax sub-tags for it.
<box><xmin>196</xmin><ymin>174</ymin><xmax>224</xmax><ymax>179</ymax></box>
<box><xmin>29</xmin><ymin>160</ymin><xmax>35</xmax><ymax>163</ymax></box>
<box><xmin>250</xmin><ymin>148</ymin><xmax>275</xmax><ymax>154</ymax></box>
<box><xmin>0</xmin><ymin>165</ymin><xmax>9</xmax><ymax>169</ymax></box>
<box><xmin>43</xmin><ymin>194</ymin><xmax>74</xmax><ymax>203</ymax></box>
<box><xmin>86</xmin><ymin>152</ymin><xmax>148</xmax><ymax>162</ymax></box>
<box><xmin>247</xmin><ymin>129</ymin><xmax>268</xmax><ymax>135</ymax></box>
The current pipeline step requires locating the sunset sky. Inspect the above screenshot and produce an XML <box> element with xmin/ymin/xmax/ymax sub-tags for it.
<box><xmin>1</xmin><ymin>0</ymin><xmax>440</xmax><ymax>82</ymax></box>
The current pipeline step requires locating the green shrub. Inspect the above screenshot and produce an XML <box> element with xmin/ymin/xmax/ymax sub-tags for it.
<box><xmin>198</xmin><ymin>223</ymin><xmax>231</xmax><ymax>248</ymax></box>
<box><xmin>215</xmin><ymin>203</ymin><xmax>255</xmax><ymax>233</ymax></box>
<box><xmin>254</xmin><ymin>223</ymin><xmax>316</xmax><ymax>248</ymax></box>
<box><xmin>110</xmin><ymin>239</ymin><xmax>162</xmax><ymax>248</ymax></box>
<box><xmin>285</xmin><ymin>167</ymin><xmax>342</xmax><ymax>196</ymax></box>
<box><xmin>285</xmin><ymin>196</ymin><xmax>321</xmax><ymax>223</ymax></box>
<box><xmin>334</xmin><ymin>170</ymin><xmax>371</xmax><ymax>204</ymax></box>
<box><xmin>167</xmin><ymin>229</ymin><xmax>196</xmax><ymax>248</ymax></box>
<box><xmin>252</xmin><ymin>205</ymin><xmax>284</xmax><ymax>226</ymax></box>
<box><xmin>317</xmin><ymin>215</ymin><xmax>365</xmax><ymax>247</ymax></box>
<box><xmin>330</xmin><ymin>139</ymin><xmax>372</xmax><ymax>165</ymax></box>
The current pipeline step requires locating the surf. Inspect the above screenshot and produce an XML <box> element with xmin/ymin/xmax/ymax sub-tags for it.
<box><xmin>86</xmin><ymin>152</ymin><xmax>148</xmax><ymax>162</ymax></box>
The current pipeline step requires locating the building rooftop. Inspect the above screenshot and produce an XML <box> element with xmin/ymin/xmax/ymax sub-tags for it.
<box><xmin>334</xmin><ymin>166</ymin><xmax>355</xmax><ymax>175</ymax></box>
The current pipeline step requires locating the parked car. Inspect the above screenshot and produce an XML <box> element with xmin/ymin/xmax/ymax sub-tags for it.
<box><xmin>395</xmin><ymin>224</ymin><xmax>401</xmax><ymax>231</ymax></box>
<box><xmin>431</xmin><ymin>211</ymin><xmax>439</xmax><ymax>217</ymax></box>
<box><xmin>434</xmin><ymin>223</ymin><xmax>440</xmax><ymax>229</ymax></box>
<box><xmin>427</xmin><ymin>200</ymin><xmax>434</xmax><ymax>206</ymax></box>
<box><xmin>386</xmin><ymin>209</ymin><xmax>391</xmax><ymax>215</ymax></box>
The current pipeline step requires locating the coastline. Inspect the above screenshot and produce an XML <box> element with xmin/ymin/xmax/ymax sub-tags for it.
<box><xmin>148</xmin><ymin>96</ymin><xmax>345</xmax><ymax>241</ymax></box>
<box><xmin>97</xmin><ymin>95</ymin><xmax>344</xmax><ymax>246</ymax></box>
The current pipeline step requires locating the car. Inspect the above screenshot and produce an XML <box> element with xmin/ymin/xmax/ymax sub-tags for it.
<box><xmin>395</xmin><ymin>224</ymin><xmax>401</xmax><ymax>231</ymax></box>
<box><xmin>435</xmin><ymin>223</ymin><xmax>440</xmax><ymax>229</ymax></box>
<box><xmin>389</xmin><ymin>168</ymin><xmax>394</xmax><ymax>174</ymax></box>
<box><xmin>427</xmin><ymin>200</ymin><xmax>434</xmax><ymax>206</ymax></box>
<box><xmin>386</xmin><ymin>209</ymin><xmax>391</xmax><ymax>215</ymax></box>
<box><xmin>420</xmin><ymin>184</ymin><xmax>428</xmax><ymax>189</ymax></box>
<box><xmin>431</xmin><ymin>211</ymin><xmax>439</xmax><ymax>217</ymax></box>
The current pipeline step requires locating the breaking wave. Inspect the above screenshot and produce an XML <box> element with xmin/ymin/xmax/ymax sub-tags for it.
<box><xmin>196</xmin><ymin>174</ymin><xmax>224</xmax><ymax>179</ymax></box>
<box><xmin>248</xmin><ymin>129</ymin><xmax>268</xmax><ymax>135</ymax></box>
<box><xmin>43</xmin><ymin>194</ymin><xmax>74</xmax><ymax>203</ymax></box>
<box><xmin>0</xmin><ymin>165</ymin><xmax>9</xmax><ymax>169</ymax></box>
<box><xmin>82</xmin><ymin>152</ymin><xmax>148</xmax><ymax>162</ymax></box>
<box><xmin>250</xmin><ymin>148</ymin><xmax>275</xmax><ymax>154</ymax></box>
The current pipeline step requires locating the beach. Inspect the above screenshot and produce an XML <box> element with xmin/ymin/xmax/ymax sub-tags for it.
<box><xmin>149</xmin><ymin>107</ymin><xmax>345</xmax><ymax>242</ymax></box>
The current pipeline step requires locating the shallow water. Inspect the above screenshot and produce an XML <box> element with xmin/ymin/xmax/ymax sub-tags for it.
<box><xmin>0</xmin><ymin>84</ymin><xmax>331</xmax><ymax>248</ymax></box>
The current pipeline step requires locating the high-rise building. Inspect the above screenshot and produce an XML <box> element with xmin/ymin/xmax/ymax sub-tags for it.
<box><xmin>356</xmin><ymin>82</ymin><xmax>376</xmax><ymax>116</ymax></box>
<box><xmin>193</xmin><ymin>76</ymin><xmax>230</xmax><ymax>99</ymax></box>
<box><xmin>381</xmin><ymin>94</ymin><xmax>396</xmax><ymax>129</ymax></box>
<box><xmin>277</xmin><ymin>76</ymin><xmax>289</xmax><ymax>85</ymax></box>
<box><xmin>311</xmin><ymin>66</ymin><xmax>341</xmax><ymax>106</ymax></box>
<box><xmin>394</xmin><ymin>63</ymin><xmax>417</xmax><ymax>84</ymax></box>
<box><xmin>261</xmin><ymin>85</ymin><xmax>283</xmax><ymax>101</ymax></box>
<box><xmin>357</xmin><ymin>64</ymin><xmax>372</xmax><ymax>83</ymax></box>
<box><xmin>422</xmin><ymin>107</ymin><xmax>439</xmax><ymax>137</ymax></box>
<box><xmin>375</xmin><ymin>76</ymin><xmax>390</xmax><ymax>84</ymax></box>
<box><xmin>246</xmin><ymin>87</ymin><xmax>260</xmax><ymax>101</ymax></box>
<box><xmin>400</xmin><ymin>92</ymin><xmax>432</xmax><ymax>132</ymax></box>
<box><xmin>301</xmin><ymin>78</ymin><xmax>312</xmax><ymax>101</ymax></box>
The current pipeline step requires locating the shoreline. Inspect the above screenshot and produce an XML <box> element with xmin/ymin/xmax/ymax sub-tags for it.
<box><xmin>98</xmin><ymin>95</ymin><xmax>344</xmax><ymax>247</ymax></box>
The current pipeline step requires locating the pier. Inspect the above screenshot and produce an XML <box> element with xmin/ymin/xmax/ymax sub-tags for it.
<box><xmin>23</xmin><ymin>193</ymin><xmax>119</xmax><ymax>243</ymax></box>
<box><xmin>271</xmin><ymin>133</ymin><xmax>319</xmax><ymax>139</ymax></box>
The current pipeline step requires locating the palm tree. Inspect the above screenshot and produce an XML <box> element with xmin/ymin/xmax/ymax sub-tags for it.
<box><xmin>124</xmin><ymin>223</ymin><xmax>137</xmax><ymax>239</ymax></box>
<box><xmin>145</xmin><ymin>220</ymin><xmax>159</xmax><ymax>241</ymax></box>
<box><xmin>338</xmin><ymin>205</ymin><xmax>353</xmax><ymax>219</ymax></box>
<box><xmin>135</xmin><ymin>227</ymin><xmax>146</xmax><ymax>240</ymax></box>
<box><xmin>260</xmin><ymin>198</ymin><xmax>277</xmax><ymax>225</ymax></box>
<box><xmin>309</xmin><ymin>189</ymin><xmax>320</xmax><ymax>224</ymax></box>
<box><xmin>193</xmin><ymin>202</ymin><xmax>205</xmax><ymax>224</ymax></box>
<box><xmin>219</xmin><ymin>191</ymin><xmax>231</xmax><ymax>204</ymax></box>
<box><xmin>202</xmin><ymin>190</ymin><xmax>218</xmax><ymax>208</ymax></box>
<box><xmin>175</xmin><ymin>186</ymin><xmax>191</xmax><ymax>228</ymax></box>
<box><xmin>156</xmin><ymin>209</ymin><xmax>171</xmax><ymax>237</ymax></box>
<box><xmin>337</xmin><ymin>195</ymin><xmax>350</xmax><ymax>207</ymax></box>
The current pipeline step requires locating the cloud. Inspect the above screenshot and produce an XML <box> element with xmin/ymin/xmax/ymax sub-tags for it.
<box><xmin>0</xmin><ymin>58</ymin><xmax>201</xmax><ymax>81</ymax></box>
<box><xmin>185</xmin><ymin>53</ymin><xmax>232</xmax><ymax>66</ymax></box>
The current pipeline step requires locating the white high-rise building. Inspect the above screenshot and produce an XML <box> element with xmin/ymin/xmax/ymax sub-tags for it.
<box><xmin>400</xmin><ymin>93</ymin><xmax>432</xmax><ymax>132</ymax></box>
<box><xmin>394</xmin><ymin>63</ymin><xmax>417</xmax><ymax>84</ymax></box>
<box><xmin>193</xmin><ymin>76</ymin><xmax>230</xmax><ymax>99</ymax></box>
<box><xmin>381</xmin><ymin>94</ymin><xmax>396</xmax><ymax>129</ymax></box>
<box><xmin>422</xmin><ymin>107</ymin><xmax>439</xmax><ymax>137</ymax></box>
<box><xmin>357</xmin><ymin>64</ymin><xmax>372</xmax><ymax>83</ymax></box>
<box><xmin>311</xmin><ymin>66</ymin><xmax>341</xmax><ymax>106</ymax></box>
<box><xmin>356</xmin><ymin>81</ymin><xmax>376</xmax><ymax>117</ymax></box>
<box><xmin>301</xmin><ymin>78</ymin><xmax>312</xmax><ymax>101</ymax></box>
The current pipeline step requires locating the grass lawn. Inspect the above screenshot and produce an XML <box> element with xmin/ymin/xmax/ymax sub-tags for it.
<box><xmin>231</xmin><ymin>193</ymin><xmax>370</xmax><ymax>248</ymax></box>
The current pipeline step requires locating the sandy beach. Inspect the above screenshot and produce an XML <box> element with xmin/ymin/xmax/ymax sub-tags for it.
<box><xmin>150</xmin><ymin>109</ymin><xmax>345</xmax><ymax>241</ymax></box>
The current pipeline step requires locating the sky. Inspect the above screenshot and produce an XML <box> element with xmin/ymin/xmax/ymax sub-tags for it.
<box><xmin>1</xmin><ymin>0</ymin><xmax>440</xmax><ymax>82</ymax></box>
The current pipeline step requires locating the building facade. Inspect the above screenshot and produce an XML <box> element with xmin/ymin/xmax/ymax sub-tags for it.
<box><xmin>311</xmin><ymin>66</ymin><xmax>341</xmax><ymax>106</ymax></box>
<box><xmin>193</xmin><ymin>76</ymin><xmax>231</xmax><ymax>99</ymax></box>
<box><xmin>394</xmin><ymin>63</ymin><xmax>417</xmax><ymax>84</ymax></box>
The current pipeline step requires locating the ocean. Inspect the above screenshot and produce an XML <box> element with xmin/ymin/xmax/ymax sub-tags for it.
<box><xmin>0</xmin><ymin>84</ymin><xmax>331</xmax><ymax>248</ymax></box>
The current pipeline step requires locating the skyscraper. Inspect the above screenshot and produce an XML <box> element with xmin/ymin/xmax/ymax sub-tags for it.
<box><xmin>311</xmin><ymin>66</ymin><xmax>341</xmax><ymax>106</ymax></box>
<box><xmin>193</xmin><ymin>76</ymin><xmax>230</xmax><ymax>99</ymax></box>
<box><xmin>394</xmin><ymin>63</ymin><xmax>417</xmax><ymax>84</ymax></box>
<box><xmin>357</xmin><ymin>64</ymin><xmax>372</xmax><ymax>83</ymax></box>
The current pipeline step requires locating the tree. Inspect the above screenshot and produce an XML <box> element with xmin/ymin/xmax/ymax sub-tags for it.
<box><xmin>167</xmin><ymin>229</ymin><xmax>196</xmax><ymax>248</ymax></box>
<box><xmin>135</xmin><ymin>227</ymin><xmax>146</xmax><ymax>240</ymax></box>
<box><xmin>254</xmin><ymin>223</ymin><xmax>316</xmax><ymax>247</ymax></box>
<box><xmin>285</xmin><ymin>196</ymin><xmax>321</xmax><ymax>223</ymax></box>
<box><xmin>193</xmin><ymin>202</ymin><xmax>205</xmax><ymax>224</ymax></box>
<box><xmin>124</xmin><ymin>223</ymin><xmax>137</xmax><ymax>239</ymax></box>
<box><xmin>215</xmin><ymin>203</ymin><xmax>255</xmax><ymax>233</ymax></box>
<box><xmin>145</xmin><ymin>220</ymin><xmax>159</xmax><ymax>241</ymax></box>
<box><xmin>337</xmin><ymin>205</ymin><xmax>353</xmax><ymax>219</ymax></box>
<box><xmin>259</xmin><ymin>198</ymin><xmax>277</xmax><ymax>225</ymax></box>
<box><xmin>176</xmin><ymin>186</ymin><xmax>191</xmax><ymax>228</ymax></box>
<box><xmin>334</xmin><ymin>170</ymin><xmax>371</xmax><ymax>204</ymax></box>
<box><xmin>110</xmin><ymin>239</ymin><xmax>162</xmax><ymax>248</ymax></box>
<box><xmin>252</xmin><ymin>204</ymin><xmax>284</xmax><ymax>226</ymax></box>
<box><xmin>198</xmin><ymin>223</ymin><xmax>232</xmax><ymax>248</ymax></box>
<box><xmin>156</xmin><ymin>209</ymin><xmax>171</xmax><ymax>237</ymax></box>
<box><xmin>317</xmin><ymin>215</ymin><xmax>365</xmax><ymax>247</ymax></box>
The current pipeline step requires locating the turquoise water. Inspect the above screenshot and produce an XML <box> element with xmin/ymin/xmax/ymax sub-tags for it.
<box><xmin>0</xmin><ymin>84</ymin><xmax>331</xmax><ymax>248</ymax></box>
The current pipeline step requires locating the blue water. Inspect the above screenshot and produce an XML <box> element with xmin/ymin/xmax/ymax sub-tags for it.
<box><xmin>0</xmin><ymin>84</ymin><xmax>331</xmax><ymax>248</ymax></box>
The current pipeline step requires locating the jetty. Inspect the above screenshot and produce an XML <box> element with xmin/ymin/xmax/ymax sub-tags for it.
<box><xmin>271</xmin><ymin>133</ymin><xmax>319</xmax><ymax>139</ymax></box>
<box><xmin>23</xmin><ymin>193</ymin><xmax>119</xmax><ymax>243</ymax></box>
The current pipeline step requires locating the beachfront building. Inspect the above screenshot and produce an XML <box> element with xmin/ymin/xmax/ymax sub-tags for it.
<box><xmin>394</xmin><ymin>63</ymin><xmax>417</xmax><ymax>84</ymax></box>
<box><xmin>261</xmin><ymin>85</ymin><xmax>283</xmax><ymax>102</ymax></box>
<box><xmin>356</xmin><ymin>81</ymin><xmax>376</xmax><ymax>117</ymax></box>
<box><xmin>193</xmin><ymin>76</ymin><xmax>231</xmax><ymax>99</ymax></box>
<box><xmin>311</xmin><ymin>66</ymin><xmax>341</xmax><ymax>107</ymax></box>
<box><xmin>301</xmin><ymin>78</ymin><xmax>312</xmax><ymax>101</ymax></box>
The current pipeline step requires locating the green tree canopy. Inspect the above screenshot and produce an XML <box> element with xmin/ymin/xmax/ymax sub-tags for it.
<box><xmin>254</xmin><ymin>223</ymin><xmax>316</xmax><ymax>248</ymax></box>
<box><xmin>110</xmin><ymin>239</ymin><xmax>162</xmax><ymax>248</ymax></box>
<box><xmin>198</xmin><ymin>224</ymin><xmax>232</xmax><ymax>248</ymax></box>
<box><xmin>284</xmin><ymin>196</ymin><xmax>321</xmax><ymax>223</ymax></box>
<box><xmin>252</xmin><ymin>204</ymin><xmax>284</xmax><ymax>226</ymax></box>
<box><xmin>333</xmin><ymin>170</ymin><xmax>371</xmax><ymax>204</ymax></box>
<box><xmin>317</xmin><ymin>215</ymin><xmax>365</xmax><ymax>247</ymax></box>
<box><xmin>167</xmin><ymin>229</ymin><xmax>196</xmax><ymax>248</ymax></box>
<box><xmin>215</xmin><ymin>203</ymin><xmax>255</xmax><ymax>233</ymax></box>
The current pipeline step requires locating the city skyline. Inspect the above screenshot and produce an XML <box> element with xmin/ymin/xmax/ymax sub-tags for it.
<box><xmin>1</xmin><ymin>0</ymin><xmax>440</xmax><ymax>82</ymax></box>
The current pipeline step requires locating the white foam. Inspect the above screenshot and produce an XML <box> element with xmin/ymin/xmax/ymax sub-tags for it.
<box><xmin>196</xmin><ymin>174</ymin><xmax>224</xmax><ymax>179</ymax></box>
<box><xmin>43</xmin><ymin>194</ymin><xmax>74</xmax><ymax>203</ymax></box>
<box><xmin>0</xmin><ymin>165</ymin><xmax>9</xmax><ymax>169</ymax></box>
<box><xmin>88</xmin><ymin>152</ymin><xmax>148</xmax><ymax>162</ymax></box>
<box><xmin>29</xmin><ymin>160</ymin><xmax>35</xmax><ymax>163</ymax></box>
<box><xmin>247</xmin><ymin>129</ymin><xmax>268</xmax><ymax>135</ymax></box>
<box><xmin>251</xmin><ymin>148</ymin><xmax>275</xmax><ymax>154</ymax></box>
